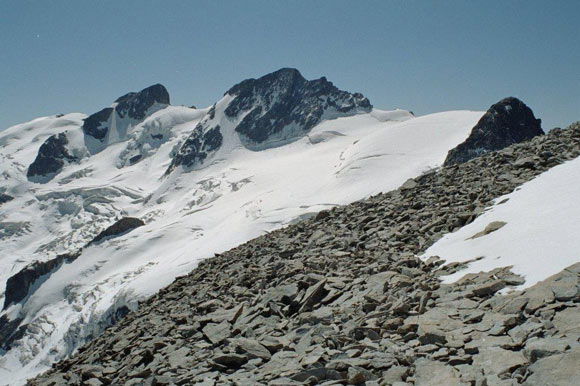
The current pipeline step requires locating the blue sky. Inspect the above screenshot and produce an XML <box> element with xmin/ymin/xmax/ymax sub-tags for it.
<box><xmin>1</xmin><ymin>0</ymin><xmax>578</xmax><ymax>131</ymax></box>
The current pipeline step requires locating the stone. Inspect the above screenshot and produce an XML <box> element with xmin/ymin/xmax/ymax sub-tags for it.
<box><xmin>414</xmin><ymin>359</ymin><xmax>463</xmax><ymax>386</ymax></box>
<box><xmin>469</xmin><ymin>221</ymin><xmax>507</xmax><ymax>239</ymax></box>
<box><xmin>400</xmin><ymin>178</ymin><xmax>418</xmax><ymax>190</ymax></box>
<box><xmin>381</xmin><ymin>366</ymin><xmax>408</xmax><ymax>384</ymax></box>
<box><xmin>493</xmin><ymin>296</ymin><xmax>528</xmax><ymax>314</ymax></box>
<box><xmin>230</xmin><ymin>337</ymin><xmax>272</xmax><ymax>360</ymax></box>
<box><xmin>472</xmin><ymin>280</ymin><xmax>506</xmax><ymax>297</ymax></box>
<box><xmin>298</xmin><ymin>280</ymin><xmax>328</xmax><ymax>313</ymax></box>
<box><xmin>551</xmin><ymin>306</ymin><xmax>580</xmax><ymax>336</ymax></box>
<box><xmin>315</xmin><ymin>210</ymin><xmax>331</xmax><ymax>221</ymax></box>
<box><xmin>212</xmin><ymin>353</ymin><xmax>248</xmax><ymax>368</ymax></box>
<box><xmin>472</xmin><ymin>346</ymin><xmax>528</xmax><ymax>377</ymax></box>
<box><xmin>264</xmin><ymin>284</ymin><xmax>299</xmax><ymax>305</ymax></box>
<box><xmin>524</xmin><ymin>284</ymin><xmax>555</xmax><ymax>313</ymax></box>
<box><xmin>463</xmin><ymin>310</ymin><xmax>485</xmax><ymax>324</ymax></box>
<box><xmin>524</xmin><ymin>347</ymin><xmax>580</xmax><ymax>385</ymax></box>
<box><xmin>524</xmin><ymin>337</ymin><xmax>570</xmax><ymax>362</ymax></box>
<box><xmin>448</xmin><ymin>354</ymin><xmax>472</xmax><ymax>365</ymax></box>
<box><xmin>84</xmin><ymin>379</ymin><xmax>104</xmax><ymax>386</ymax></box>
<box><xmin>549</xmin><ymin>274</ymin><xmax>579</xmax><ymax>301</ymax></box>
<box><xmin>514</xmin><ymin>157</ymin><xmax>536</xmax><ymax>168</ymax></box>
<box><xmin>347</xmin><ymin>367</ymin><xmax>366</xmax><ymax>385</ymax></box>
<box><xmin>202</xmin><ymin>321</ymin><xmax>232</xmax><ymax>345</ymax></box>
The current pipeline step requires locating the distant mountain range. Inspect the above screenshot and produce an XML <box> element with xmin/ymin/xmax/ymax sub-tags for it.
<box><xmin>0</xmin><ymin>68</ymin><xmax>548</xmax><ymax>385</ymax></box>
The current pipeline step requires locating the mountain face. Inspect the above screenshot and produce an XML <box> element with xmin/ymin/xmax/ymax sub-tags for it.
<box><xmin>167</xmin><ymin>68</ymin><xmax>371</xmax><ymax>173</ymax></box>
<box><xmin>83</xmin><ymin>84</ymin><xmax>170</xmax><ymax>149</ymax></box>
<box><xmin>26</xmin><ymin>133</ymin><xmax>77</xmax><ymax>182</ymax></box>
<box><xmin>225</xmin><ymin>68</ymin><xmax>372</xmax><ymax>143</ymax></box>
<box><xmin>444</xmin><ymin>97</ymin><xmax>544</xmax><ymax>166</ymax></box>
<box><xmin>29</xmin><ymin>124</ymin><xmax>580</xmax><ymax>386</ymax></box>
<box><xmin>25</xmin><ymin>84</ymin><xmax>170</xmax><ymax>182</ymax></box>
<box><xmin>0</xmin><ymin>68</ymin><xmax>560</xmax><ymax>385</ymax></box>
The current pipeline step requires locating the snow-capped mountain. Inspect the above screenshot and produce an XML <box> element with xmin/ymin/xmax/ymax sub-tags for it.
<box><xmin>0</xmin><ymin>68</ymin><xmax>487</xmax><ymax>385</ymax></box>
<box><xmin>167</xmin><ymin>67</ymin><xmax>371</xmax><ymax>173</ymax></box>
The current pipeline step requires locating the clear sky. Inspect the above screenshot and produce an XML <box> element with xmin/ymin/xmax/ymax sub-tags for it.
<box><xmin>1</xmin><ymin>0</ymin><xmax>579</xmax><ymax>131</ymax></box>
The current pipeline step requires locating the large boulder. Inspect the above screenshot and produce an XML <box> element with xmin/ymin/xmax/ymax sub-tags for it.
<box><xmin>444</xmin><ymin>97</ymin><xmax>543</xmax><ymax>166</ymax></box>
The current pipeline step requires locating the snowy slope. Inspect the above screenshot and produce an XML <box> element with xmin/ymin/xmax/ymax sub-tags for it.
<box><xmin>422</xmin><ymin>156</ymin><xmax>580</xmax><ymax>289</ymax></box>
<box><xmin>0</xmin><ymin>104</ymin><xmax>483</xmax><ymax>385</ymax></box>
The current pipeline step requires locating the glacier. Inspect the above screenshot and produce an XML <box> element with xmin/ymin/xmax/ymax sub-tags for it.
<box><xmin>0</xmin><ymin>93</ymin><xmax>485</xmax><ymax>384</ymax></box>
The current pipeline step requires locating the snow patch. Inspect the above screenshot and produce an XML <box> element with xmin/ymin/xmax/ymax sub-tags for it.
<box><xmin>423</xmin><ymin>156</ymin><xmax>580</xmax><ymax>289</ymax></box>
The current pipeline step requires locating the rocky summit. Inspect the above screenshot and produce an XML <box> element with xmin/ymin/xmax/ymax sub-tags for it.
<box><xmin>83</xmin><ymin>84</ymin><xmax>170</xmax><ymax>142</ymax></box>
<box><xmin>444</xmin><ymin>97</ymin><xmax>544</xmax><ymax>166</ymax></box>
<box><xmin>25</xmin><ymin>84</ymin><xmax>171</xmax><ymax>182</ymax></box>
<box><xmin>224</xmin><ymin>68</ymin><xmax>371</xmax><ymax>144</ymax></box>
<box><xmin>30</xmin><ymin>124</ymin><xmax>580</xmax><ymax>386</ymax></box>
<box><xmin>167</xmin><ymin>68</ymin><xmax>371</xmax><ymax>173</ymax></box>
<box><xmin>82</xmin><ymin>83</ymin><xmax>170</xmax><ymax>154</ymax></box>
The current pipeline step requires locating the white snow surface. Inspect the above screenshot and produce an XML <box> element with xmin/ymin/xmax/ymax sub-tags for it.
<box><xmin>0</xmin><ymin>106</ymin><xmax>484</xmax><ymax>385</ymax></box>
<box><xmin>423</xmin><ymin>156</ymin><xmax>580</xmax><ymax>289</ymax></box>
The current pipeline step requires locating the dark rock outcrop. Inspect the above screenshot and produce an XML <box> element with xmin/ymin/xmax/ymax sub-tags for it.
<box><xmin>0</xmin><ymin>193</ymin><xmax>13</xmax><ymax>205</ymax></box>
<box><xmin>89</xmin><ymin>217</ymin><xmax>145</xmax><ymax>245</ymax></box>
<box><xmin>3</xmin><ymin>252</ymin><xmax>80</xmax><ymax>310</ymax></box>
<box><xmin>1</xmin><ymin>218</ymin><xmax>145</xmax><ymax>350</ymax></box>
<box><xmin>167</xmin><ymin>68</ymin><xmax>371</xmax><ymax>173</ymax></box>
<box><xmin>114</xmin><ymin>84</ymin><xmax>170</xmax><ymax>121</ymax></box>
<box><xmin>82</xmin><ymin>84</ymin><xmax>170</xmax><ymax>142</ymax></box>
<box><xmin>0</xmin><ymin>314</ymin><xmax>25</xmax><ymax>351</ymax></box>
<box><xmin>27</xmin><ymin>133</ymin><xmax>77</xmax><ymax>181</ymax></box>
<box><xmin>165</xmin><ymin>125</ymin><xmax>223</xmax><ymax>174</ymax></box>
<box><xmin>444</xmin><ymin>97</ymin><xmax>544</xmax><ymax>166</ymax></box>
<box><xmin>3</xmin><ymin>217</ymin><xmax>143</xmax><ymax>312</ymax></box>
<box><xmin>225</xmin><ymin>68</ymin><xmax>371</xmax><ymax>143</ymax></box>
<box><xmin>82</xmin><ymin>107</ymin><xmax>114</xmax><ymax>140</ymax></box>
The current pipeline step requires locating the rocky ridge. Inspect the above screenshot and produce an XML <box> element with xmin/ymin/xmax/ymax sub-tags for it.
<box><xmin>83</xmin><ymin>84</ymin><xmax>170</xmax><ymax>143</ymax></box>
<box><xmin>167</xmin><ymin>68</ymin><xmax>371</xmax><ymax>173</ymax></box>
<box><xmin>444</xmin><ymin>97</ymin><xmax>544</xmax><ymax>166</ymax></box>
<box><xmin>25</xmin><ymin>84</ymin><xmax>170</xmax><ymax>182</ymax></box>
<box><xmin>29</xmin><ymin>123</ymin><xmax>580</xmax><ymax>386</ymax></box>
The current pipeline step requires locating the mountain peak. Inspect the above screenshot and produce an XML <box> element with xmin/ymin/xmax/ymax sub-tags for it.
<box><xmin>225</xmin><ymin>68</ymin><xmax>305</xmax><ymax>97</ymax></box>
<box><xmin>82</xmin><ymin>83</ymin><xmax>170</xmax><ymax>154</ymax></box>
<box><xmin>444</xmin><ymin>96</ymin><xmax>543</xmax><ymax>166</ymax></box>
<box><xmin>24</xmin><ymin>84</ymin><xmax>172</xmax><ymax>182</ymax></box>
<box><xmin>114</xmin><ymin>83</ymin><xmax>169</xmax><ymax>105</ymax></box>
<box><xmin>168</xmin><ymin>69</ymin><xmax>371</xmax><ymax>173</ymax></box>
